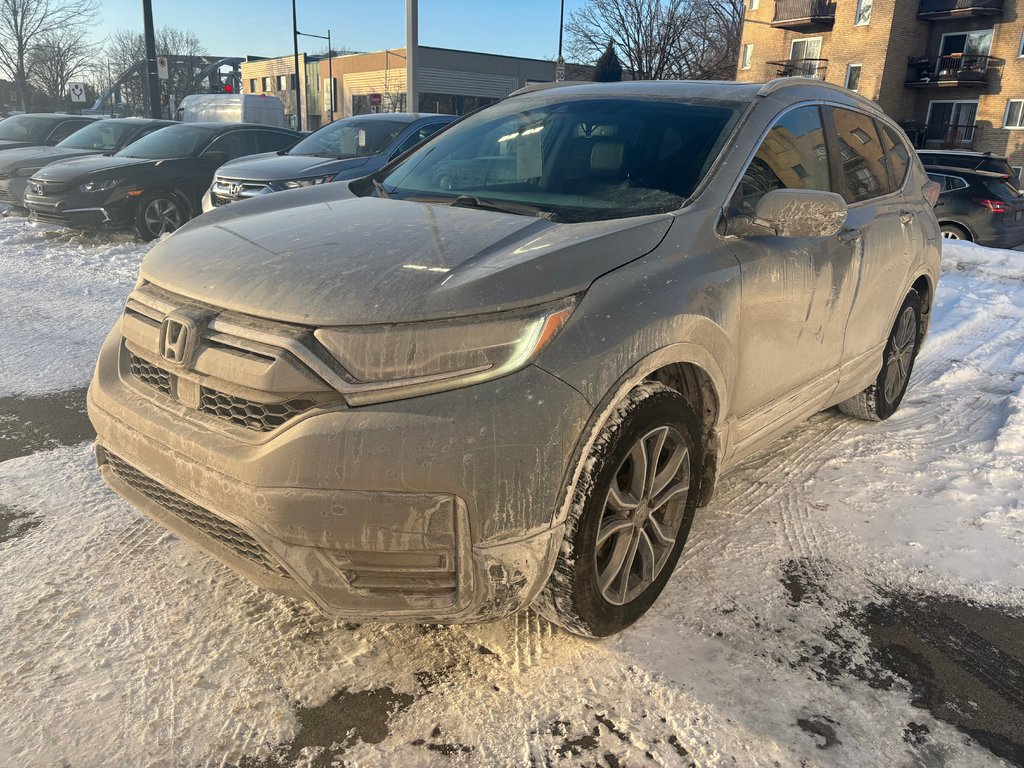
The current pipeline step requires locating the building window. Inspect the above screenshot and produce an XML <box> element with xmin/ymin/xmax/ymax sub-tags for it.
<box><xmin>262</xmin><ymin>76</ymin><xmax>272</xmax><ymax>91</ymax></box>
<box><xmin>845</xmin><ymin>64</ymin><xmax>862</xmax><ymax>92</ymax></box>
<box><xmin>1004</xmin><ymin>100</ymin><xmax>1024</xmax><ymax>129</ymax></box>
<box><xmin>742</xmin><ymin>44</ymin><xmax>753</xmax><ymax>70</ymax></box>
<box><xmin>1019</xmin><ymin>28</ymin><xmax>1024</xmax><ymax>57</ymax></box>
<box><xmin>855</xmin><ymin>0</ymin><xmax>872</xmax><ymax>25</ymax></box>
<box><xmin>249</xmin><ymin>78</ymin><xmax>257</xmax><ymax>93</ymax></box>
<box><xmin>851</xmin><ymin>126</ymin><xmax>873</xmax><ymax>144</ymax></box>
<box><xmin>749</xmin><ymin>0</ymin><xmax>759</xmax><ymax>9</ymax></box>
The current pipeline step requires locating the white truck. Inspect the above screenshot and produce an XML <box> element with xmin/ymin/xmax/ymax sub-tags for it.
<box><xmin>175</xmin><ymin>94</ymin><xmax>286</xmax><ymax>127</ymax></box>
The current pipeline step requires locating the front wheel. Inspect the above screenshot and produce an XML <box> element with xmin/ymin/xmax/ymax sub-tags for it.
<box><xmin>135</xmin><ymin>193</ymin><xmax>187</xmax><ymax>241</ymax></box>
<box><xmin>839</xmin><ymin>290</ymin><xmax>922</xmax><ymax>421</ymax></box>
<box><xmin>535</xmin><ymin>382</ymin><xmax>703</xmax><ymax>637</ymax></box>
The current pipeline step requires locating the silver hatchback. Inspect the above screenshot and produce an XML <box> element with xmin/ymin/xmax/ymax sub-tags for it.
<box><xmin>88</xmin><ymin>79</ymin><xmax>940</xmax><ymax>637</ymax></box>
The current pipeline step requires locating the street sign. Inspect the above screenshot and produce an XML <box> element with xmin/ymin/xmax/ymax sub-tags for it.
<box><xmin>68</xmin><ymin>82</ymin><xmax>87</xmax><ymax>103</ymax></box>
<box><xmin>555</xmin><ymin>55</ymin><xmax>566</xmax><ymax>82</ymax></box>
<box><xmin>370</xmin><ymin>93</ymin><xmax>382</xmax><ymax>107</ymax></box>
<box><xmin>157</xmin><ymin>56</ymin><xmax>169</xmax><ymax>80</ymax></box>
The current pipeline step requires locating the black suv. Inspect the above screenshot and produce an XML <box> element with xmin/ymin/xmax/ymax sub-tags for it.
<box><xmin>926</xmin><ymin>165</ymin><xmax>1024</xmax><ymax>246</ymax></box>
<box><xmin>918</xmin><ymin>149</ymin><xmax>1020</xmax><ymax>187</ymax></box>
<box><xmin>24</xmin><ymin>122</ymin><xmax>299</xmax><ymax>240</ymax></box>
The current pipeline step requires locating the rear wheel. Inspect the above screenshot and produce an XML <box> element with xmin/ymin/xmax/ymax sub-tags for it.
<box><xmin>535</xmin><ymin>382</ymin><xmax>702</xmax><ymax>637</ymax></box>
<box><xmin>838</xmin><ymin>290</ymin><xmax>922</xmax><ymax>421</ymax></box>
<box><xmin>940</xmin><ymin>222</ymin><xmax>971</xmax><ymax>241</ymax></box>
<box><xmin>135</xmin><ymin>193</ymin><xmax>187</xmax><ymax>241</ymax></box>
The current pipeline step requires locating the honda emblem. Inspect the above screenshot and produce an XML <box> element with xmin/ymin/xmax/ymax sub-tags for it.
<box><xmin>159</xmin><ymin>315</ymin><xmax>196</xmax><ymax>366</ymax></box>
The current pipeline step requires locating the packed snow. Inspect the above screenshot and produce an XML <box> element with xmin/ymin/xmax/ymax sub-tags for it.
<box><xmin>0</xmin><ymin>214</ymin><xmax>1022</xmax><ymax>767</ymax></box>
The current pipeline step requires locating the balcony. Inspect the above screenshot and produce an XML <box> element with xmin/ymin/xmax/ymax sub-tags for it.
<box><xmin>766</xmin><ymin>58</ymin><xmax>829</xmax><ymax>80</ymax></box>
<box><xmin>771</xmin><ymin>0</ymin><xmax>836</xmax><ymax>29</ymax></box>
<box><xmin>917</xmin><ymin>0</ymin><xmax>1003</xmax><ymax>20</ymax></box>
<box><xmin>905</xmin><ymin>54</ymin><xmax>1002</xmax><ymax>88</ymax></box>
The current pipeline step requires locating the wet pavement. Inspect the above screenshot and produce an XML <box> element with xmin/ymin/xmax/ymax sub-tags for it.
<box><xmin>0</xmin><ymin>387</ymin><xmax>92</xmax><ymax>462</ymax></box>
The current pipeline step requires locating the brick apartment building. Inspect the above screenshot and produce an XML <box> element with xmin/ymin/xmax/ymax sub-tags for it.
<box><xmin>735</xmin><ymin>0</ymin><xmax>1024</xmax><ymax>166</ymax></box>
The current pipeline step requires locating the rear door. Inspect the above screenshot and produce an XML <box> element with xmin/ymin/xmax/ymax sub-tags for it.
<box><xmin>828</xmin><ymin>108</ymin><xmax>917</xmax><ymax>371</ymax></box>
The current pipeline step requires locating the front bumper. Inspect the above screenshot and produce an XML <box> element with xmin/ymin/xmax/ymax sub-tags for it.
<box><xmin>24</xmin><ymin>189</ymin><xmax>133</xmax><ymax>230</ymax></box>
<box><xmin>88</xmin><ymin>321</ymin><xmax>590</xmax><ymax>622</ymax></box>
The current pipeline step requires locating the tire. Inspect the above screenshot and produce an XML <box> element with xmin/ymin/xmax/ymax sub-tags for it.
<box><xmin>940</xmin><ymin>222</ymin><xmax>971</xmax><ymax>242</ymax></box>
<box><xmin>535</xmin><ymin>382</ymin><xmax>703</xmax><ymax>637</ymax></box>
<box><xmin>135</xmin><ymin>192</ymin><xmax>188</xmax><ymax>241</ymax></box>
<box><xmin>838</xmin><ymin>290</ymin><xmax>922</xmax><ymax>422</ymax></box>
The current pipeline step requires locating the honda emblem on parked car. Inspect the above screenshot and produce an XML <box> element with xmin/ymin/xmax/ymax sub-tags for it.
<box><xmin>228</xmin><ymin>183</ymin><xmax>242</xmax><ymax>198</ymax></box>
<box><xmin>159</xmin><ymin>316</ymin><xmax>196</xmax><ymax>366</ymax></box>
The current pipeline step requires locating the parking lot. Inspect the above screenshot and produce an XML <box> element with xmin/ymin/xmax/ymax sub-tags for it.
<box><xmin>1</xmin><ymin>214</ymin><xmax>1022</xmax><ymax>767</ymax></box>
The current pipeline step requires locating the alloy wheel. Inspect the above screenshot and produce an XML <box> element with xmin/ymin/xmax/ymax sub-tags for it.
<box><xmin>883</xmin><ymin>305</ymin><xmax>917</xmax><ymax>404</ymax></box>
<box><xmin>594</xmin><ymin>425</ymin><xmax>691</xmax><ymax>606</ymax></box>
<box><xmin>143</xmin><ymin>198</ymin><xmax>183</xmax><ymax>237</ymax></box>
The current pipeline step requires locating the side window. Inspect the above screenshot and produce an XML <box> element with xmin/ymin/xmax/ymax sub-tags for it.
<box><xmin>256</xmin><ymin>130</ymin><xmax>296</xmax><ymax>153</ymax></box>
<box><xmin>732</xmin><ymin>105</ymin><xmax>831</xmax><ymax>214</ymax></box>
<box><xmin>47</xmin><ymin>120</ymin><xmax>89</xmax><ymax>144</ymax></box>
<box><xmin>879</xmin><ymin>123</ymin><xmax>910</xmax><ymax>192</ymax></box>
<box><xmin>205</xmin><ymin>131</ymin><xmax>260</xmax><ymax>160</ymax></box>
<box><xmin>830</xmin><ymin>108</ymin><xmax>887</xmax><ymax>203</ymax></box>
<box><xmin>391</xmin><ymin>122</ymin><xmax>447</xmax><ymax>158</ymax></box>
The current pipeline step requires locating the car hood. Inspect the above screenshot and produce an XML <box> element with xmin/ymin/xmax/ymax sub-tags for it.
<box><xmin>141</xmin><ymin>187</ymin><xmax>674</xmax><ymax>326</ymax></box>
<box><xmin>0</xmin><ymin>146</ymin><xmax>96</xmax><ymax>172</ymax></box>
<box><xmin>0</xmin><ymin>140</ymin><xmax>36</xmax><ymax>151</ymax></box>
<box><xmin>32</xmin><ymin>154</ymin><xmax>158</xmax><ymax>182</ymax></box>
<box><xmin>215</xmin><ymin>152</ymin><xmax>372</xmax><ymax>182</ymax></box>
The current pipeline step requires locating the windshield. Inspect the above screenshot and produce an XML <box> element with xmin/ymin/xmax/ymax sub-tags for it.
<box><xmin>289</xmin><ymin>118</ymin><xmax>408</xmax><ymax>158</ymax></box>
<box><xmin>58</xmin><ymin>121</ymin><xmax>137</xmax><ymax>151</ymax></box>
<box><xmin>0</xmin><ymin>115</ymin><xmax>56</xmax><ymax>143</ymax></box>
<box><xmin>380</xmin><ymin>96</ymin><xmax>740</xmax><ymax>222</ymax></box>
<box><xmin>116</xmin><ymin>124</ymin><xmax>215</xmax><ymax>159</ymax></box>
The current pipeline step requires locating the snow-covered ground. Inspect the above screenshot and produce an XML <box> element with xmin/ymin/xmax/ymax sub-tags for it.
<box><xmin>0</xmin><ymin>215</ymin><xmax>1022</xmax><ymax>767</ymax></box>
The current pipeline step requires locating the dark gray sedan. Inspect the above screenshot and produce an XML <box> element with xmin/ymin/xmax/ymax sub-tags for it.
<box><xmin>202</xmin><ymin>112</ymin><xmax>456</xmax><ymax>210</ymax></box>
<box><xmin>0</xmin><ymin>113</ymin><xmax>97</xmax><ymax>152</ymax></box>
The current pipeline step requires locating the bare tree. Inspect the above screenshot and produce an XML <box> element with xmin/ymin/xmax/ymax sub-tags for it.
<box><xmin>0</xmin><ymin>0</ymin><xmax>99</xmax><ymax>110</ymax></box>
<box><xmin>566</xmin><ymin>0</ymin><xmax>744</xmax><ymax>81</ymax></box>
<box><xmin>104</xmin><ymin>26</ymin><xmax>206</xmax><ymax>116</ymax></box>
<box><xmin>26</xmin><ymin>26</ymin><xmax>100</xmax><ymax>109</ymax></box>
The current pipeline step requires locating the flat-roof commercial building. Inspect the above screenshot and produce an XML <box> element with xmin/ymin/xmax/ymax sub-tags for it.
<box><xmin>735</xmin><ymin>0</ymin><xmax>1024</xmax><ymax>166</ymax></box>
<box><xmin>242</xmin><ymin>46</ymin><xmax>589</xmax><ymax>130</ymax></box>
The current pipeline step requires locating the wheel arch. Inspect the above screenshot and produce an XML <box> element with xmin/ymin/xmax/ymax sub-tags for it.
<box><xmin>551</xmin><ymin>343</ymin><xmax>729</xmax><ymax>531</ymax></box>
<box><xmin>937</xmin><ymin>218</ymin><xmax>975</xmax><ymax>242</ymax></box>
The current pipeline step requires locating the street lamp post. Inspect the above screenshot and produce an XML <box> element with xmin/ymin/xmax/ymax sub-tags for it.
<box><xmin>556</xmin><ymin>0</ymin><xmax>566</xmax><ymax>81</ymax></box>
<box><xmin>291</xmin><ymin>0</ymin><xmax>303</xmax><ymax>131</ymax></box>
<box><xmin>297</xmin><ymin>29</ymin><xmax>333</xmax><ymax>123</ymax></box>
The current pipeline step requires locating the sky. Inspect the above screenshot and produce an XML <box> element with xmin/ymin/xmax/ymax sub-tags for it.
<box><xmin>93</xmin><ymin>0</ymin><xmax>590</xmax><ymax>62</ymax></box>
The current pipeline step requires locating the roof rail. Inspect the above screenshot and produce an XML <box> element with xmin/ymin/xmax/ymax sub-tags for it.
<box><xmin>756</xmin><ymin>77</ymin><xmax>885</xmax><ymax>114</ymax></box>
<box><xmin>506</xmin><ymin>80</ymin><xmax>587</xmax><ymax>99</ymax></box>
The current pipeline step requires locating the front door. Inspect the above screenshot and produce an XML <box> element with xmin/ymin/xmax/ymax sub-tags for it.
<box><xmin>726</xmin><ymin>104</ymin><xmax>858</xmax><ymax>445</ymax></box>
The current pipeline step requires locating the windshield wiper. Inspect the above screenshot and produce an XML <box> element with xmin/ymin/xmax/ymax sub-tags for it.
<box><xmin>450</xmin><ymin>194</ymin><xmax>557</xmax><ymax>221</ymax></box>
<box><xmin>371</xmin><ymin>178</ymin><xmax>391</xmax><ymax>199</ymax></box>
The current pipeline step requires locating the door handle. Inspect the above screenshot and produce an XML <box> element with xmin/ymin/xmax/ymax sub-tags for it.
<box><xmin>899</xmin><ymin>212</ymin><xmax>914</xmax><ymax>225</ymax></box>
<box><xmin>838</xmin><ymin>227</ymin><xmax>862</xmax><ymax>243</ymax></box>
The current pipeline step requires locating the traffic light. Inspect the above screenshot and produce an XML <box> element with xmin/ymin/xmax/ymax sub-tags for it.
<box><xmin>224</xmin><ymin>83</ymin><xmax>233</xmax><ymax>93</ymax></box>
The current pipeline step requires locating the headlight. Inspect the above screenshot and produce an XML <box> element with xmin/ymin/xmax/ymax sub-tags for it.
<box><xmin>314</xmin><ymin>298</ymin><xmax>576</xmax><ymax>405</ymax></box>
<box><xmin>76</xmin><ymin>178</ymin><xmax>124</xmax><ymax>193</ymax></box>
<box><xmin>280</xmin><ymin>174</ymin><xmax>335</xmax><ymax>189</ymax></box>
<box><xmin>16</xmin><ymin>167</ymin><xmax>41</xmax><ymax>177</ymax></box>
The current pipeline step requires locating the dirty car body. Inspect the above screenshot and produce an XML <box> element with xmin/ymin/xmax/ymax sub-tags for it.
<box><xmin>88</xmin><ymin>80</ymin><xmax>940</xmax><ymax>635</ymax></box>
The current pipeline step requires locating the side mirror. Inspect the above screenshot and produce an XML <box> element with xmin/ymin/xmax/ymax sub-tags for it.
<box><xmin>750</xmin><ymin>189</ymin><xmax>848</xmax><ymax>238</ymax></box>
<box><xmin>202</xmin><ymin>150</ymin><xmax>229</xmax><ymax>166</ymax></box>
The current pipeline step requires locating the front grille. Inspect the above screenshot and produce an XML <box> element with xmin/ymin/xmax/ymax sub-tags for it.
<box><xmin>104</xmin><ymin>452</ymin><xmax>291</xmax><ymax>579</ymax></box>
<box><xmin>198</xmin><ymin>388</ymin><xmax>316</xmax><ymax>432</ymax></box>
<box><xmin>29</xmin><ymin>210</ymin><xmax>69</xmax><ymax>226</ymax></box>
<box><xmin>0</xmin><ymin>181</ymin><xmax>13</xmax><ymax>202</ymax></box>
<box><xmin>128</xmin><ymin>353</ymin><xmax>172</xmax><ymax>395</ymax></box>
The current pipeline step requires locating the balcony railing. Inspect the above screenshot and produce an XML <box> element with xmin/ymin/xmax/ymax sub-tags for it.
<box><xmin>923</xmin><ymin>122</ymin><xmax>977</xmax><ymax>148</ymax></box>
<box><xmin>772</xmin><ymin>0</ymin><xmax>837</xmax><ymax>28</ymax></box>
<box><xmin>766</xmin><ymin>58</ymin><xmax>829</xmax><ymax>80</ymax></box>
<box><xmin>905</xmin><ymin>54</ymin><xmax>1002</xmax><ymax>87</ymax></box>
<box><xmin>917</xmin><ymin>0</ymin><xmax>1003</xmax><ymax>19</ymax></box>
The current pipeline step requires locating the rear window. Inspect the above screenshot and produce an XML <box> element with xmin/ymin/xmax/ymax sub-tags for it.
<box><xmin>921</xmin><ymin>153</ymin><xmax>1015</xmax><ymax>178</ymax></box>
<box><xmin>984</xmin><ymin>178</ymin><xmax>1023</xmax><ymax>200</ymax></box>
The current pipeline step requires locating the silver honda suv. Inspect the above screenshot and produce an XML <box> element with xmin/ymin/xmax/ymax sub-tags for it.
<box><xmin>88</xmin><ymin>79</ymin><xmax>940</xmax><ymax>637</ymax></box>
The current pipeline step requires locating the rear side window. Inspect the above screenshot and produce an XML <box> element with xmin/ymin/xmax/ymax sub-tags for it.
<box><xmin>47</xmin><ymin>120</ymin><xmax>91</xmax><ymax>144</ymax></box>
<box><xmin>831</xmin><ymin>108</ymin><xmax>887</xmax><ymax>203</ymax></box>
<box><xmin>206</xmin><ymin>130</ymin><xmax>261</xmax><ymax>160</ymax></box>
<box><xmin>256</xmin><ymin>130</ymin><xmax>296</xmax><ymax>153</ymax></box>
<box><xmin>879</xmin><ymin>124</ymin><xmax>910</xmax><ymax>192</ymax></box>
<box><xmin>732</xmin><ymin>105</ymin><xmax>831</xmax><ymax>214</ymax></box>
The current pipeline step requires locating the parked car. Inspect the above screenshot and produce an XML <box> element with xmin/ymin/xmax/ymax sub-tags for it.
<box><xmin>202</xmin><ymin>112</ymin><xmax>456</xmax><ymax>210</ymax></box>
<box><xmin>0</xmin><ymin>118</ymin><xmax>174</xmax><ymax>211</ymax></box>
<box><xmin>0</xmin><ymin>113</ymin><xmax>98</xmax><ymax>152</ymax></box>
<box><xmin>176</xmin><ymin>94</ymin><xmax>286</xmax><ymax>127</ymax></box>
<box><xmin>24</xmin><ymin>122</ymin><xmax>299</xmax><ymax>240</ymax></box>
<box><xmin>924</xmin><ymin>165</ymin><xmax>1024</xmax><ymax>246</ymax></box>
<box><xmin>918</xmin><ymin>149</ymin><xmax>1020</xmax><ymax>187</ymax></box>
<box><xmin>88</xmin><ymin>79</ymin><xmax>940</xmax><ymax>637</ymax></box>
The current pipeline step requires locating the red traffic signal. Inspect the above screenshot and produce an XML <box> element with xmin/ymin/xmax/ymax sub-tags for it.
<box><xmin>224</xmin><ymin>84</ymin><xmax>233</xmax><ymax>93</ymax></box>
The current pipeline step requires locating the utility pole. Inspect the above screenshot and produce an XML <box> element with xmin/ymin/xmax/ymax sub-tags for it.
<box><xmin>406</xmin><ymin>0</ymin><xmax>417</xmax><ymax>113</ymax></box>
<box><xmin>556</xmin><ymin>0</ymin><xmax>566</xmax><ymax>81</ymax></box>
<box><xmin>142</xmin><ymin>0</ymin><xmax>161</xmax><ymax>118</ymax></box>
<box><xmin>291</xmin><ymin>0</ymin><xmax>303</xmax><ymax>131</ymax></box>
